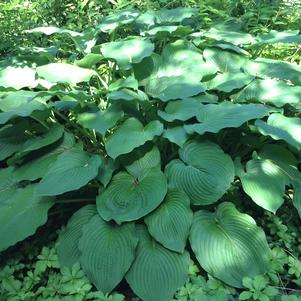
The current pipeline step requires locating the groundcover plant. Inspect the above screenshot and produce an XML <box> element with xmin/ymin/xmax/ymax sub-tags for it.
<box><xmin>0</xmin><ymin>6</ymin><xmax>301</xmax><ymax>301</ymax></box>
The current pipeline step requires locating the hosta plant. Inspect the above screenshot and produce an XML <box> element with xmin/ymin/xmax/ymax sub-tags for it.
<box><xmin>1</xmin><ymin>6</ymin><xmax>301</xmax><ymax>301</ymax></box>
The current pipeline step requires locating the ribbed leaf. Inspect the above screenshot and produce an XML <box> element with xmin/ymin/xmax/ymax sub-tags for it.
<box><xmin>203</xmin><ymin>48</ymin><xmax>247</xmax><ymax>73</ymax></box>
<box><xmin>235</xmin><ymin>158</ymin><xmax>289</xmax><ymax>213</ymax></box>
<box><xmin>233</xmin><ymin>78</ymin><xmax>301</xmax><ymax>107</ymax></box>
<box><xmin>243</xmin><ymin>58</ymin><xmax>301</xmax><ymax>85</ymax></box>
<box><xmin>79</xmin><ymin>215</ymin><xmax>138</xmax><ymax>293</ymax></box>
<box><xmin>205</xmin><ymin>72</ymin><xmax>254</xmax><ymax>92</ymax></box>
<box><xmin>0</xmin><ymin>91</ymin><xmax>48</xmax><ymax>124</ymax></box>
<box><xmin>0</xmin><ymin>66</ymin><xmax>36</xmax><ymax>89</ymax></box>
<box><xmin>163</xmin><ymin>127</ymin><xmax>188</xmax><ymax>147</ymax></box>
<box><xmin>184</xmin><ymin>102</ymin><xmax>270</xmax><ymax>135</ymax></box>
<box><xmin>255</xmin><ymin>114</ymin><xmax>301</xmax><ymax>150</ymax></box>
<box><xmin>0</xmin><ymin>167</ymin><xmax>17</xmax><ymax>206</ymax></box>
<box><xmin>36</xmin><ymin>63</ymin><xmax>97</xmax><ymax>86</ymax></box>
<box><xmin>190</xmin><ymin>202</ymin><xmax>270</xmax><ymax>288</ymax></box>
<box><xmin>126</xmin><ymin>226</ymin><xmax>189</xmax><ymax>301</ymax></box>
<box><xmin>78</xmin><ymin>105</ymin><xmax>124</xmax><ymax>136</ymax></box>
<box><xmin>166</xmin><ymin>140</ymin><xmax>234</xmax><ymax>205</ymax></box>
<box><xmin>97</xmin><ymin>168</ymin><xmax>167</xmax><ymax>224</ymax></box>
<box><xmin>57</xmin><ymin>205</ymin><xmax>97</xmax><ymax>268</ymax></box>
<box><xmin>145</xmin><ymin>189</ymin><xmax>192</xmax><ymax>253</ymax></box>
<box><xmin>157</xmin><ymin>94</ymin><xmax>218</xmax><ymax>122</ymax></box>
<box><xmin>105</xmin><ymin>117</ymin><xmax>163</xmax><ymax>159</ymax></box>
<box><xmin>100</xmin><ymin>38</ymin><xmax>154</xmax><ymax>70</ymax></box>
<box><xmin>135</xmin><ymin>40</ymin><xmax>215</xmax><ymax>101</ymax></box>
<box><xmin>36</xmin><ymin>145</ymin><xmax>103</xmax><ymax>196</ymax></box>
<box><xmin>0</xmin><ymin>185</ymin><xmax>54</xmax><ymax>252</ymax></box>
<box><xmin>14</xmin><ymin>132</ymin><xmax>75</xmax><ymax>181</ymax></box>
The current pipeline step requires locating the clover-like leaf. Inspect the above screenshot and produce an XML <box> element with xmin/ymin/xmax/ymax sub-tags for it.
<box><xmin>145</xmin><ymin>189</ymin><xmax>193</xmax><ymax>253</ymax></box>
<box><xmin>166</xmin><ymin>140</ymin><xmax>234</xmax><ymax>205</ymax></box>
<box><xmin>126</xmin><ymin>225</ymin><xmax>189</xmax><ymax>301</ymax></box>
<box><xmin>79</xmin><ymin>215</ymin><xmax>138</xmax><ymax>293</ymax></box>
<box><xmin>105</xmin><ymin>117</ymin><xmax>163</xmax><ymax>159</ymax></box>
<box><xmin>190</xmin><ymin>202</ymin><xmax>270</xmax><ymax>288</ymax></box>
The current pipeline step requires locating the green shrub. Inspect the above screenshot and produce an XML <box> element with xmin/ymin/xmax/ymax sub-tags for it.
<box><xmin>0</xmin><ymin>6</ymin><xmax>301</xmax><ymax>301</ymax></box>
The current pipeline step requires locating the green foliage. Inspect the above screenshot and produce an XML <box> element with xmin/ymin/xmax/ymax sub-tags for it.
<box><xmin>1</xmin><ymin>3</ymin><xmax>301</xmax><ymax>301</ymax></box>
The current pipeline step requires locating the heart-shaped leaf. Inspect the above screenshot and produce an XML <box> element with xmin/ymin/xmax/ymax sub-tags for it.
<box><xmin>79</xmin><ymin>215</ymin><xmax>138</xmax><ymax>293</ymax></box>
<box><xmin>190</xmin><ymin>202</ymin><xmax>270</xmax><ymax>288</ymax></box>
<box><xmin>166</xmin><ymin>140</ymin><xmax>234</xmax><ymax>205</ymax></box>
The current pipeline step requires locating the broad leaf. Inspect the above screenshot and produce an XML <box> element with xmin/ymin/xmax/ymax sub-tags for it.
<box><xmin>0</xmin><ymin>185</ymin><xmax>53</xmax><ymax>252</ymax></box>
<box><xmin>14</xmin><ymin>132</ymin><xmax>75</xmax><ymax>181</ymax></box>
<box><xmin>126</xmin><ymin>226</ymin><xmax>189</xmax><ymax>301</ymax></box>
<box><xmin>79</xmin><ymin>214</ymin><xmax>138</xmax><ymax>293</ymax></box>
<box><xmin>255</xmin><ymin>30</ymin><xmax>301</xmax><ymax>45</ymax></box>
<box><xmin>36</xmin><ymin>145</ymin><xmax>102</xmax><ymax>196</ymax></box>
<box><xmin>97</xmin><ymin>168</ymin><xmax>167</xmax><ymax>224</ymax></box>
<box><xmin>105</xmin><ymin>117</ymin><xmax>163</xmax><ymax>159</ymax></box>
<box><xmin>145</xmin><ymin>189</ymin><xmax>193</xmax><ymax>253</ymax></box>
<box><xmin>190</xmin><ymin>202</ymin><xmax>270</xmax><ymax>288</ymax></box>
<box><xmin>36</xmin><ymin>63</ymin><xmax>97</xmax><ymax>86</ymax></box>
<box><xmin>235</xmin><ymin>158</ymin><xmax>289</xmax><ymax>213</ymax></box>
<box><xmin>0</xmin><ymin>167</ymin><xmax>17</xmax><ymax>206</ymax></box>
<box><xmin>163</xmin><ymin>127</ymin><xmax>188</xmax><ymax>147</ymax></box>
<box><xmin>184</xmin><ymin>102</ymin><xmax>270</xmax><ymax>135</ymax></box>
<box><xmin>203</xmin><ymin>47</ymin><xmax>247</xmax><ymax>73</ymax></box>
<box><xmin>57</xmin><ymin>205</ymin><xmax>97</xmax><ymax>268</ymax></box>
<box><xmin>78</xmin><ymin>105</ymin><xmax>124</xmax><ymax>136</ymax></box>
<box><xmin>0</xmin><ymin>66</ymin><xmax>36</xmax><ymax>89</ymax></box>
<box><xmin>166</xmin><ymin>140</ymin><xmax>234</xmax><ymax>205</ymax></box>
<box><xmin>233</xmin><ymin>78</ymin><xmax>301</xmax><ymax>107</ymax></box>
<box><xmin>255</xmin><ymin>114</ymin><xmax>301</xmax><ymax>150</ymax></box>
<box><xmin>135</xmin><ymin>40</ymin><xmax>216</xmax><ymax>101</ymax></box>
<box><xmin>100</xmin><ymin>38</ymin><xmax>154</xmax><ymax>70</ymax></box>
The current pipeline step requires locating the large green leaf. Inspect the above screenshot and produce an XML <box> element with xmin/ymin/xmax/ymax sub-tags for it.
<box><xmin>0</xmin><ymin>66</ymin><xmax>36</xmax><ymax>89</ymax></box>
<box><xmin>145</xmin><ymin>189</ymin><xmax>192</xmax><ymax>253</ymax></box>
<box><xmin>235</xmin><ymin>158</ymin><xmax>289</xmax><ymax>213</ymax></box>
<box><xmin>126</xmin><ymin>226</ymin><xmax>189</xmax><ymax>301</ymax></box>
<box><xmin>100</xmin><ymin>38</ymin><xmax>154</xmax><ymax>70</ymax></box>
<box><xmin>14</xmin><ymin>132</ymin><xmax>75</xmax><ymax>181</ymax></box>
<box><xmin>97</xmin><ymin>9</ymin><xmax>139</xmax><ymax>32</ymax></box>
<box><xmin>184</xmin><ymin>102</ymin><xmax>270</xmax><ymax>135</ymax></box>
<box><xmin>78</xmin><ymin>105</ymin><xmax>124</xmax><ymax>136</ymax></box>
<box><xmin>0</xmin><ymin>91</ymin><xmax>48</xmax><ymax>124</ymax></box>
<box><xmin>233</xmin><ymin>78</ymin><xmax>301</xmax><ymax>107</ymax></box>
<box><xmin>57</xmin><ymin>205</ymin><xmax>97</xmax><ymax>268</ymax></box>
<box><xmin>9</xmin><ymin>124</ymin><xmax>64</xmax><ymax>163</ymax></box>
<box><xmin>255</xmin><ymin>114</ymin><xmax>301</xmax><ymax>150</ymax></box>
<box><xmin>0</xmin><ymin>185</ymin><xmax>54</xmax><ymax>252</ymax></box>
<box><xmin>166</xmin><ymin>140</ymin><xmax>234</xmax><ymax>205</ymax></box>
<box><xmin>36</xmin><ymin>63</ymin><xmax>97</xmax><ymax>86</ymax></box>
<box><xmin>202</xmin><ymin>28</ymin><xmax>255</xmax><ymax>45</ymax></box>
<box><xmin>162</xmin><ymin>127</ymin><xmax>188</xmax><ymax>147</ymax></box>
<box><xmin>36</xmin><ymin>145</ymin><xmax>102</xmax><ymax>196</ymax></box>
<box><xmin>97</xmin><ymin>168</ymin><xmax>167</xmax><ymax>224</ymax></box>
<box><xmin>135</xmin><ymin>40</ymin><xmax>216</xmax><ymax>101</ymax></box>
<box><xmin>204</xmin><ymin>72</ymin><xmax>254</xmax><ymax>92</ymax></box>
<box><xmin>255</xmin><ymin>30</ymin><xmax>301</xmax><ymax>45</ymax></box>
<box><xmin>243</xmin><ymin>58</ymin><xmax>301</xmax><ymax>85</ymax></box>
<box><xmin>158</xmin><ymin>94</ymin><xmax>218</xmax><ymax>122</ymax></box>
<box><xmin>203</xmin><ymin>47</ymin><xmax>247</xmax><ymax>73</ymax></box>
<box><xmin>105</xmin><ymin>117</ymin><xmax>163</xmax><ymax>159</ymax></box>
<box><xmin>79</xmin><ymin>214</ymin><xmax>138</xmax><ymax>293</ymax></box>
<box><xmin>190</xmin><ymin>202</ymin><xmax>270</xmax><ymax>288</ymax></box>
<box><xmin>0</xmin><ymin>122</ymin><xmax>28</xmax><ymax>161</ymax></box>
<box><xmin>0</xmin><ymin>167</ymin><xmax>17</xmax><ymax>206</ymax></box>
